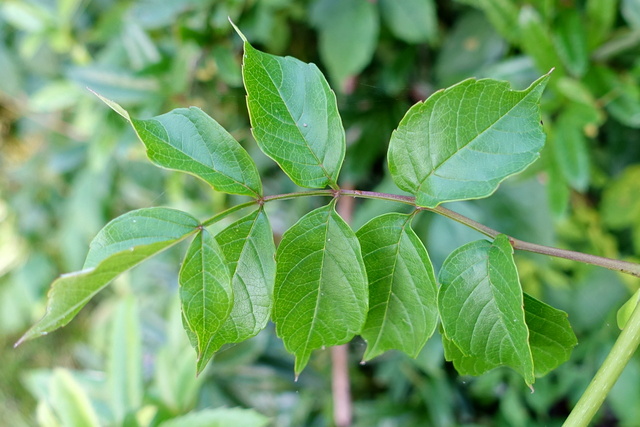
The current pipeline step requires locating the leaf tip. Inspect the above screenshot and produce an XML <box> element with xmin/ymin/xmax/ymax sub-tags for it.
<box><xmin>89</xmin><ymin>88</ymin><xmax>131</xmax><ymax>122</ymax></box>
<box><xmin>228</xmin><ymin>18</ymin><xmax>247</xmax><ymax>43</ymax></box>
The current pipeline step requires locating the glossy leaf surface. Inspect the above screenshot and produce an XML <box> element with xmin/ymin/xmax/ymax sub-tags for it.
<box><xmin>95</xmin><ymin>92</ymin><xmax>262</xmax><ymax>198</ymax></box>
<box><xmin>438</xmin><ymin>235</ymin><xmax>535</xmax><ymax>385</ymax></box>
<box><xmin>388</xmin><ymin>74</ymin><xmax>548</xmax><ymax>208</ymax></box>
<box><xmin>209</xmin><ymin>209</ymin><xmax>276</xmax><ymax>353</ymax></box>
<box><xmin>357</xmin><ymin>213</ymin><xmax>438</xmax><ymax>360</ymax></box>
<box><xmin>179</xmin><ymin>229</ymin><xmax>233</xmax><ymax>372</ymax></box>
<box><xmin>17</xmin><ymin>208</ymin><xmax>199</xmax><ymax>345</ymax></box>
<box><xmin>242</xmin><ymin>39</ymin><xmax>345</xmax><ymax>189</ymax></box>
<box><xmin>273</xmin><ymin>202</ymin><xmax>368</xmax><ymax>374</ymax></box>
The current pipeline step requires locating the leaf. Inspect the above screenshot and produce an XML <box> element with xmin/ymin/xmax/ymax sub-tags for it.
<box><xmin>310</xmin><ymin>0</ymin><xmax>379</xmax><ymax>89</ymax></box>
<box><xmin>48</xmin><ymin>369</ymin><xmax>100</xmax><ymax>427</ymax></box>
<box><xmin>438</xmin><ymin>235</ymin><xmax>535</xmax><ymax>385</ymax></box>
<box><xmin>16</xmin><ymin>208</ymin><xmax>199</xmax><ymax>345</ymax></box>
<box><xmin>179</xmin><ymin>229</ymin><xmax>233</xmax><ymax>373</ymax></box>
<box><xmin>379</xmin><ymin>0</ymin><xmax>437</xmax><ymax>44</ymax></box>
<box><xmin>617</xmin><ymin>288</ymin><xmax>640</xmax><ymax>329</ymax></box>
<box><xmin>95</xmin><ymin>93</ymin><xmax>262</xmax><ymax>197</ymax></box>
<box><xmin>523</xmin><ymin>293</ymin><xmax>577</xmax><ymax>377</ymax></box>
<box><xmin>553</xmin><ymin>10</ymin><xmax>588</xmax><ymax>77</ymax></box>
<box><xmin>458</xmin><ymin>0</ymin><xmax>520</xmax><ymax>44</ymax></box>
<box><xmin>622</xmin><ymin>0</ymin><xmax>640</xmax><ymax>29</ymax></box>
<box><xmin>601</xmin><ymin>164</ymin><xmax>640</xmax><ymax>229</ymax></box>
<box><xmin>552</xmin><ymin>106</ymin><xmax>591</xmax><ymax>192</ymax></box>
<box><xmin>158</xmin><ymin>407</ymin><xmax>269</xmax><ymax>427</ymax></box>
<box><xmin>586</xmin><ymin>0</ymin><xmax>618</xmax><ymax>48</ymax></box>
<box><xmin>356</xmin><ymin>213</ymin><xmax>438</xmax><ymax>360</ymax></box>
<box><xmin>518</xmin><ymin>6</ymin><xmax>565</xmax><ymax>77</ymax></box>
<box><xmin>273</xmin><ymin>201</ymin><xmax>368</xmax><ymax>374</ymax></box>
<box><xmin>388</xmin><ymin>74</ymin><xmax>549</xmax><ymax>208</ymax></box>
<box><xmin>585</xmin><ymin>66</ymin><xmax>640</xmax><ymax>128</ymax></box>
<box><xmin>241</xmin><ymin>37</ymin><xmax>345</xmax><ymax>189</ymax></box>
<box><xmin>200</xmin><ymin>209</ymin><xmax>275</xmax><ymax>359</ymax></box>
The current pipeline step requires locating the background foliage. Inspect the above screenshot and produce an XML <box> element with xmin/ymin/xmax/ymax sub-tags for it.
<box><xmin>2</xmin><ymin>0</ymin><xmax>640</xmax><ymax>425</ymax></box>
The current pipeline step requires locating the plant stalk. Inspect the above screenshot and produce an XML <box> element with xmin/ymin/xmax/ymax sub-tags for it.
<box><xmin>202</xmin><ymin>189</ymin><xmax>640</xmax><ymax>278</ymax></box>
<box><xmin>563</xmin><ymin>299</ymin><xmax>640</xmax><ymax>426</ymax></box>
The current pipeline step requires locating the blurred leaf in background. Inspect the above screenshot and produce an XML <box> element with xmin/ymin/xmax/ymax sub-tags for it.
<box><xmin>2</xmin><ymin>0</ymin><xmax>640</xmax><ymax>426</ymax></box>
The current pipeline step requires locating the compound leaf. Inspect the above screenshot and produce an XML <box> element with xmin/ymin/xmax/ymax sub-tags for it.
<box><xmin>388</xmin><ymin>74</ymin><xmax>549</xmax><ymax>208</ymax></box>
<box><xmin>273</xmin><ymin>202</ymin><xmax>368</xmax><ymax>374</ymax></box>
<box><xmin>202</xmin><ymin>209</ymin><xmax>276</xmax><ymax>357</ymax></box>
<box><xmin>241</xmin><ymin>36</ymin><xmax>345</xmax><ymax>190</ymax></box>
<box><xmin>179</xmin><ymin>229</ymin><xmax>233</xmax><ymax>373</ymax></box>
<box><xmin>357</xmin><ymin>213</ymin><xmax>438</xmax><ymax>360</ymax></box>
<box><xmin>17</xmin><ymin>208</ymin><xmax>199</xmax><ymax>345</ymax></box>
<box><xmin>94</xmin><ymin>92</ymin><xmax>262</xmax><ymax>198</ymax></box>
<box><xmin>438</xmin><ymin>235</ymin><xmax>535</xmax><ymax>385</ymax></box>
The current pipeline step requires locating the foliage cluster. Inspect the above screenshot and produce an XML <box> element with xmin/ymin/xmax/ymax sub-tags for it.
<box><xmin>2</xmin><ymin>0</ymin><xmax>640</xmax><ymax>426</ymax></box>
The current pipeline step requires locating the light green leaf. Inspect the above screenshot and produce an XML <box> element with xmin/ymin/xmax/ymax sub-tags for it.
<box><xmin>241</xmin><ymin>39</ymin><xmax>345</xmax><ymax>189</ymax></box>
<box><xmin>585</xmin><ymin>66</ymin><xmax>640</xmax><ymax>128</ymax></box>
<box><xmin>310</xmin><ymin>0</ymin><xmax>379</xmax><ymax>89</ymax></box>
<box><xmin>48</xmin><ymin>369</ymin><xmax>100</xmax><ymax>427</ymax></box>
<box><xmin>518</xmin><ymin>6</ymin><xmax>565</xmax><ymax>76</ymax></box>
<box><xmin>196</xmin><ymin>209</ymin><xmax>276</xmax><ymax>361</ymax></box>
<box><xmin>108</xmin><ymin>297</ymin><xmax>143</xmax><ymax>423</ymax></box>
<box><xmin>17</xmin><ymin>208</ymin><xmax>199</xmax><ymax>345</ymax></box>
<box><xmin>601</xmin><ymin>164</ymin><xmax>640</xmax><ymax>229</ymax></box>
<box><xmin>553</xmin><ymin>10</ymin><xmax>588</xmax><ymax>77</ymax></box>
<box><xmin>388</xmin><ymin>74</ymin><xmax>549</xmax><ymax>208</ymax></box>
<box><xmin>379</xmin><ymin>0</ymin><xmax>437</xmax><ymax>44</ymax></box>
<box><xmin>617</xmin><ymin>288</ymin><xmax>640</xmax><ymax>329</ymax></box>
<box><xmin>457</xmin><ymin>0</ymin><xmax>520</xmax><ymax>44</ymax></box>
<box><xmin>552</xmin><ymin>106</ymin><xmax>591</xmax><ymax>192</ymax></box>
<box><xmin>622</xmin><ymin>0</ymin><xmax>640</xmax><ymax>29</ymax></box>
<box><xmin>179</xmin><ymin>229</ymin><xmax>233</xmax><ymax>373</ymax></box>
<box><xmin>273</xmin><ymin>202</ymin><xmax>368</xmax><ymax>374</ymax></box>
<box><xmin>586</xmin><ymin>0</ymin><xmax>618</xmax><ymax>48</ymax></box>
<box><xmin>524</xmin><ymin>293</ymin><xmax>577</xmax><ymax>376</ymax></box>
<box><xmin>438</xmin><ymin>235</ymin><xmax>535</xmax><ymax>385</ymax></box>
<box><xmin>158</xmin><ymin>407</ymin><xmax>269</xmax><ymax>427</ymax></box>
<box><xmin>95</xmin><ymin>93</ymin><xmax>262</xmax><ymax>197</ymax></box>
<box><xmin>357</xmin><ymin>213</ymin><xmax>438</xmax><ymax>360</ymax></box>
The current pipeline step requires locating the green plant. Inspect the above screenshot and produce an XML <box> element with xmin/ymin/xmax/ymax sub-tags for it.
<box><xmin>14</xmin><ymin>21</ymin><xmax>640</xmax><ymax>427</ymax></box>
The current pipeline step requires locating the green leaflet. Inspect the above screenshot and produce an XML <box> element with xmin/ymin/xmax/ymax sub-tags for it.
<box><xmin>16</xmin><ymin>208</ymin><xmax>199</xmax><ymax>346</ymax></box>
<box><xmin>94</xmin><ymin>92</ymin><xmax>262</xmax><ymax>198</ymax></box>
<box><xmin>379</xmin><ymin>0</ymin><xmax>437</xmax><ymax>44</ymax></box>
<box><xmin>617</xmin><ymin>288</ymin><xmax>640</xmax><ymax>329</ymax></box>
<box><xmin>158</xmin><ymin>407</ymin><xmax>269</xmax><ymax>427</ymax></box>
<box><xmin>438</xmin><ymin>235</ymin><xmax>535</xmax><ymax>385</ymax></box>
<box><xmin>179</xmin><ymin>229</ymin><xmax>233</xmax><ymax>373</ymax></box>
<box><xmin>356</xmin><ymin>213</ymin><xmax>438</xmax><ymax>360</ymax></box>
<box><xmin>273</xmin><ymin>202</ymin><xmax>368</xmax><ymax>374</ymax></box>
<box><xmin>552</xmin><ymin>105</ymin><xmax>591</xmax><ymax>192</ymax></box>
<box><xmin>241</xmin><ymin>36</ymin><xmax>345</xmax><ymax>190</ymax></box>
<box><xmin>388</xmin><ymin>74</ymin><xmax>549</xmax><ymax>208</ymax></box>
<box><xmin>442</xmin><ymin>293</ymin><xmax>577</xmax><ymax>379</ymax></box>
<box><xmin>518</xmin><ymin>6</ymin><xmax>565</xmax><ymax>77</ymax></box>
<box><xmin>205</xmin><ymin>209</ymin><xmax>276</xmax><ymax>356</ymax></box>
<box><xmin>601</xmin><ymin>164</ymin><xmax>640</xmax><ymax>229</ymax></box>
<box><xmin>310</xmin><ymin>0</ymin><xmax>379</xmax><ymax>88</ymax></box>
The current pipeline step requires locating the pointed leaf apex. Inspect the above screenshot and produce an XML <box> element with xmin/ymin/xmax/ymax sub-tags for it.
<box><xmin>89</xmin><ymin>88</ymin><xmax>131</xmax><ymax>121</ymax></box>
<box><xmin>228</xmin><ymin>18</ymin><xmax>247</xmax><ymax>43</ymax></box>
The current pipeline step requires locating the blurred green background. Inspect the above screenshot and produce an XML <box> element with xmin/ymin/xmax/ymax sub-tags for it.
<box><xmin>2</xmin><ymin>0</ymin><xmax>640</xmax><ymax>425</ymax></box>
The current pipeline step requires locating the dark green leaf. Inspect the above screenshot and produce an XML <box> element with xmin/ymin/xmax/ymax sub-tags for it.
<box><xmin>207</xmin><ymin>209</ymin><xmax>275</xmax><ymax>353</ymax></box>
<box><xmin>310</xmin><ymin>0</ymin><xmax>379</xmax><ymax>88</ymax></box>
<box><xmin>241</xmin><ymin>37</ymin><xmax>345</xmax><ymax>189</ymax></box>
<box><xmin>586</xmin><ymin>0</ymin><xmax>618</xmax><ymax>48</ymax></box>
<box><xmin>388</xmin><ymin>74</ymin><xmax>549</xmax><ymax>208</ymax></box>
<box><xmin>179</xmin><ymin>229</ymin><xmax>233</xmax><ymax>373</ymax></box>
<box><xmin>438</xmin><ymin>235</ymin><xmax>535</xmax><ymax>385</ymax></box>
<box><xmin>552</xmin><ymin>106</ymin><xmax>591</xmax><ymax>192</ymax></box>
<box><xmin>553</xmin><ymin>10</ymin><xmax>588</xmax><ymax>77</ymax></box>
<box><xmin>17</xmin><ymin>208</ymin><xmax>199</xmax><ymax>345</ymax></box>
<box><xmin>458</xmin><ymin>0</ymin><xmax>520</xmax><ymax>44</ymax></box>
<box><xmin>518</xmin><ymin>6</ymin><xmax>565</xmax><ymax>76</ymax></box>
<box><xmin>357</xmin><ymin>213</ymin><xmax>438</xmax><ymax>360</ymax></box>
<box><xmin>95</xmin><ymin>92</ymin><xmax>262</xmax><ymax>197</ymax></box>
<box><xmin>273</xmin><ymin>202</ymin><xmax>368</xmax><ymax>374</ymax></box>
<box><xmin>523</xmin><ymin>293</ymin><xmax>577</xmax><ymax>376</ymax></box>
<box><xmin>379</xmin><ymin>0</ymin><xmax>437</xmax><ymax>44</ymax></box>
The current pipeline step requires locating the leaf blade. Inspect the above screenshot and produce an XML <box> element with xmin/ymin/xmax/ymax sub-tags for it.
<box><xmin>388</xmin><ymin>74</ymin><xmax>549</xmax><ymax>208</ymax></box>
<box><xmin>242</xmin><ymin>40</ymin><xmax>345</xmax><ymax>189</ymax></box>
<box><xmin>438</xmin><ymin>235</ymin><xmax>535</xmax><ymax>385</ymax></box>
<box><xmin>357</xmin><ymin>213</ymin><xmax>438</xmax><ymax>360</ymax></box>
<box><xmin>179</xmin><ymin>229</ymin><xmax>233</xmax><ymax>373</ymax></box>
<box><xmin>17</xmin><ymin>208</ymin><xmax>199</xmax><ymax>345</ymax></box>
<box><xmin>273</xmin><ymin>202</ymin><xmax>368</xmax><ymax>374</ymax></box>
